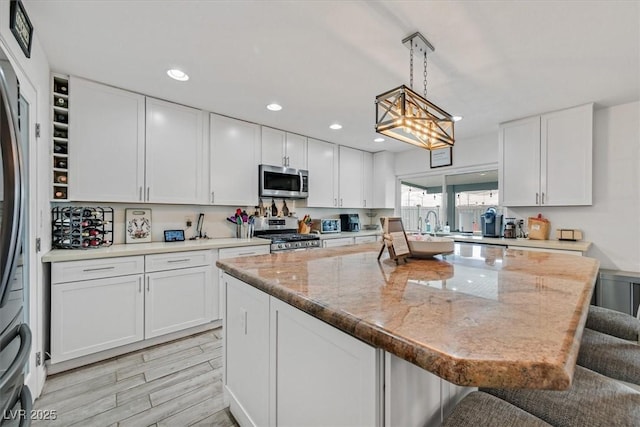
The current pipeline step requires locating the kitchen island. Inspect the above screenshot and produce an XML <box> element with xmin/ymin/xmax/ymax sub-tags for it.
<box><xmin>217</xmin><ymin>243</ymin><xmax>599</xmax><ymax>426</ymax></box>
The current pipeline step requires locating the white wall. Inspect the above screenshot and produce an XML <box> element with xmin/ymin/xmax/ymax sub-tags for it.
<box><xmin>394</xmin><ymin>102</ymin><xmax>640</xmax><ymax>272</ymax></box>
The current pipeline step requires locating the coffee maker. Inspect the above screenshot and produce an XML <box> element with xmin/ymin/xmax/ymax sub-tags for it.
<box><xmin>481</xmin><ymin>207</ymin><xmax>503</xmax><ymax>237</ymax></box>
<box><xmin>339</xmin><ymin>214</ymin><xmax>360</xmax><ymax>232</ymax></box>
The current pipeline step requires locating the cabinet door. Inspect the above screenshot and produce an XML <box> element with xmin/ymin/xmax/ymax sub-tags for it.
<box><xmin>69</xmin><ymin>77</ymin><xmax>145</xmax><ymax>202</ymax></box>
<box><xmin>323</xmin><ymin>237</ymin><xmax>354</xmax><ymax>248</ymax></box>
<box><xmin>145</xmin><ymin>98</ymin><xmax>207</xmax><ymax>204</ymax></box>
<box><xmin>339</xmin><ymin>146</ymin><xmax>364</xmax><ymax>208</ymax></box>
<box><xmin>285</xmin><ymin>132</ymin><xmax>308</xmax><ymax>170</ymax></box>
<box><xmin>271</xmin><ymin>297</ymin><xmax>378</xmax><ymax>427</ymax></box>
<box><xmin>261</xmin><ymin>126</ymin><xmax>286</xmax><ymax>167</ymax></box>
<box><xmin>210</xmin><ymin>114</ymin><xmax>261</xmax><ymax>206</ymax></box>
<box><xmin>363</xmin><ymin>151</ymin><xmax>373</xmax><ymax>208</ymax></box>
<box><xmin>307</xmin><ymin>138</ymin><xmax>338</xmax><ymax>207</ymax></box>
<box><xmin>51</xmin><ymin>274</ymin><xmax>144</xmax><ymax>363</ymax></box>
<box><xmin>373</xmin><ymin>151</ymin><xmax>396</xmax><ymax>209</ymax></box>
<box><xmin>499</xmin><ymin>116</ymin><xmax>541</xmax><ymax>206</ymax></box>
<box><xmin>224</xmin><ymin>274</ymin><xmax>270</xmax><ymax>427</ymax></box>
<box><xmin>541</xmin><ymin>104</ymin><xmax>593</xmax><ymax>206</ymax></box>
<box><xmin>145</xmin><ymin>266</ymin><xmax>214</xmax><ymax>339</ymax></box>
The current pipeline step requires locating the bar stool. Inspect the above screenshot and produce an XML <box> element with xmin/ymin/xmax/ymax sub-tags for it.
<box><xmin>442</xmin><ymin>391</ymin><xmax>551</xmax><ymax>427</ymax></box>
<box><xmin>481</xmin><ymin>366</ymin><xmax>640</xmax><ymax>426</ymax></box>
<box><xmin>586</xmin><ymin>305</ymin><xmax>639</xmax><ymax>343</ymax></box>
<box><xmin>578</xmin><ymin>328</ymin><xmax>640</xmax><ymax>391</ymax></box>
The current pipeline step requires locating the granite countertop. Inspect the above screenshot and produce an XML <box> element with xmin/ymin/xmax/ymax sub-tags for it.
<box><xmin>216</xmin><ymin>243</ymin><xmax>599</xmax><ymax>390</ymax></box>
<box><xmin>42</xmin><ymin>238</ymin><xmax>271</xmax><ymax>263</ymax></box>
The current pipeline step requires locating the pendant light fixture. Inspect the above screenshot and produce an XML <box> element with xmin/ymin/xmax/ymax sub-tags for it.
<box><xmin>375</xmin><ymin>32</ymin><xmax>455</xmax><ymax>150</ymax></box>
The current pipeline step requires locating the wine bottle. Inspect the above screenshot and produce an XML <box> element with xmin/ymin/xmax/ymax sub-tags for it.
<box><xmin>81</xmin><ymin>219</ymin><xmax>110</xmax><ymax>227</ymax></box>
<box><xmin>54</xmin><ymin>190</ymin><xmax>67</xmax><ymax>199</ymax></box>
<box><xmin>55</xmin><ymin>96</ymin><xmax>68</xmax><ymax>108</ymax></box>
<box><xmin>83</xmin><ymin>238</ymin><xmax>102</xmax><ymax>247</ymax></box>
<box><xmin>55</xmin><ymin>175</ymin><xmax>67</xmax><ymax>184</ymax></box>
<box><xmin>81</xmin><ymin>228</ymin><xmax>104</xmax><ymax>237</ymax></box>
<box><xmin>55</xmin><ymin>159</ymin><xmax>67</xmax><ymax>169</ymax></box>
<box><xmin>53</xmin><ymin>129</ymin><xmax>68</xmax><ymax>139</ymax></box>
<box><xmin>55</xmin><ymin>113</ymin><xmax>68</xmax><ymax>124</ymax></box>
<box><xmin>54</xmin><ymin>81</ymin><xmax>68</xmax><ymax>94</ymax></box>
<box><xmin>54</xmin><ymin>143</ymin><xmax>67</xmax><ymax>154</ymax></box>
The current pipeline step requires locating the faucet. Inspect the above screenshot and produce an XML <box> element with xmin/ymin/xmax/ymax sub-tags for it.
<box><xmin>417</xmin><ymin>216</ymin><xmax>423</xmax><ymax>233</ymax></box>
<box><xmin>425</xmin><ymin>210</ymin><xmax>439</xmax><ymax>234</ymax></box>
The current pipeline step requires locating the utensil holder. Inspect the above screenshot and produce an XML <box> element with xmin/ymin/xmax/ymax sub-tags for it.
<box><xmin>298</xmin><ymin>222</ymin><xmax>311</xmax><ymax>234</ymax></box>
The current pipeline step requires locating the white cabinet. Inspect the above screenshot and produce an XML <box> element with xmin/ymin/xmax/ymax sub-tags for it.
<box><xmin>68</xmin><ymin>78</ymin><xmax>208</xmax><ymax>204</ymax></box>
<box><xmin>224</xmin><ymin>274</ymin><xmax>271</xmax><ymax>427</ymax></box>
<box><xmin>145</xmin><ymin>98</ymin><xmax>208</xmax><ymax>204</ymax></box>
<box><xmin>322</xmin><ymin>237</ymin><xmax>354</xmax><ymax>248</ymax></box>
<box><xmin>210</xmin><ymin>113</ymin><xmax>261</xmax><ymax>206</ymax></box>
<box><xmin>223</xmin><ymin>274</ymin><xmax>379</xmax><ymax>427</ymax></box>
<box><xmin>499</xmin><ymin>104</ymin><xmax>593</xmax><ymax>206</ymax></box>
<box><xmin>261</xmin><ymin>127</ymin><xmax>307</xmax><ymax>169</ymax></box>
<box><xmin>51</xmin><ymin>256</ymin><xmax>145</xmax><ymax>364</ymax></box>
<box><xmin>145</xmin><ymin>265</ymin><xmax>214</xmax><ymax>338</ymax></box>
<box><xmin>69</xmin><ymin>77</ymin><xmax>145</xmax><ymax>202</ymax></box>
<box><xmin>307</xmin><ymin>138</ymin><xmax>339</xmax><ymax>207</ymax></box>
<box><xmin>338</xmin><ymin>146</ymin><xmax>364</xmax><ymax>208</ymax></box>
<box><xmin>50</xmin><ymin>250</ymin><xmax>216</xmax><ymax>364</ymax></box>
<box><xmin>373</xmin><ymin>151</ymin><xmax>396</xmax><ymax>209</ymax></box>
<box><xmin>355</xmin><ymin>235</ymin><xmax>378</xmax><ymax>244</ymax></box>
<box><xmin>271</xmin><ymin>297</ymin><xmax>379</xmax><ymax>426</ymax></box>
<box><xmin>363</xmin><ymin>151</ymin><xmax>373</xmax><ymax>208</ymax></box>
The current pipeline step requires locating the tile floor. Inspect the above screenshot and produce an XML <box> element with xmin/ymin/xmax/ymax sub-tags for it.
<box><xmin>33</xmin><ymin>328</ymin><xmax>238</xmax><ymax>426</ymax></box>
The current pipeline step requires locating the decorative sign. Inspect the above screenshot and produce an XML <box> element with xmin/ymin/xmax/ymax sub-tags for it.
<box><xmin>430</xmin><ymin>147</ymin><xmax>453</xmax><ymax>168</ymax></box>
<box><xmin>125</xmin><ymin>209</ymin><xmax>152</xmax><ymax>244</ymax></box>
<box><xmin>378</xmin><ymin>217</ymin><xmax>411</xmax><ymax>264</ymax></box>
<box><xmin>10</xmin><ymin>0</ymin><xmax>33</xmax><ymax>58</ymax></box>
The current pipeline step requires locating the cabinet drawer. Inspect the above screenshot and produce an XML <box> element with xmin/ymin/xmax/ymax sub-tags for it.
<box><xmin>355</xmin><ymin>235</ymin><xmax>378</xmax><ymax>244</ymax></box>
<box><xmin>52</xmin><ymin>256</ymin><xmax>145</xmax><ymax>284</ymax></box>
<box><xmin>145</xmin><ymin>250</ymin><xmax>213</xmax><ymax>273</ymax></box>
<box><xmin>219</xmin><ymin>245</ymin><xmax>270</xmax><ymax>259</ymax></box>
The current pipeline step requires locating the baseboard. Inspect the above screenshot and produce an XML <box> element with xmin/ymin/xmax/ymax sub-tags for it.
<box><xmin>227</xmin><ymin>386</ymin><xmax>257</xmax><ymax>427</ymax></box>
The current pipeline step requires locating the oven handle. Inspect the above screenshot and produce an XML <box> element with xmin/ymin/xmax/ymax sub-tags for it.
<box><xmin>0</xmin><ymin>324</ymin><xmax>32</xmax><ymax>392</ymax></box>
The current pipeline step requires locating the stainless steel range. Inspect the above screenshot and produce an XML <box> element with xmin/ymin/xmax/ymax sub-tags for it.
<box><xmin>254</xmin><ymin>217</ymin><xmax>320</xmax><ymax>252</ymax></box>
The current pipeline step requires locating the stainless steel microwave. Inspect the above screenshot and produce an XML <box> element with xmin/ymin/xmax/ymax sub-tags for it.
<box><xmin>259</xmin><ymin>164</ymin><xmax>308</xmax><ymax>199</ymax></box>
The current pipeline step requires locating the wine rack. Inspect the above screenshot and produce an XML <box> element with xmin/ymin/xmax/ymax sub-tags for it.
<box><xmin>52</xmin><ymin>206</ymin><xmax>113</xmax><ymax>249</ymax></box>
<box><xmin>52</xmin><ymin>74</ymin><xmax>69</xmax><ymax>200</ymax></box>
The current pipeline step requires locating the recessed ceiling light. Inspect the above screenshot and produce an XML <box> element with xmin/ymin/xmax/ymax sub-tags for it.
<box><xmin>374</xmin><ymin>137</ymin><xmax>385</xmax><ymax>143</ymax></box>
<box><xmin>452</xmin><ymin>115</ymin><xmax>463</xmax><ymax>122</ymax></box>
<box><xmin>329</xmin><ymin>123</ymin><xmax>342</xmax><ymax>130</ymax></box>
<box><xmin>167</xmin><ymin>69</ymin><xmax>189</xmax><ymax>81</ymax></box>
<box><xmin>266</xmin><ymin>103</ymin><xmax>282</xmax><ymax>111</ymax></box>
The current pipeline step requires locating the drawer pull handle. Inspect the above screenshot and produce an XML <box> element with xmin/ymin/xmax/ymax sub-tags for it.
<box><xmin>167</xmin><ymin>259</ymin><xmax>190</xmax><ymax>263</ymax></box>
<box><xmin>83</xmin><ymin>266</ymin><xmax>116</xmax><ymax>272</ymax></box>
<box><xmin>237</xmin><ymin>252</ymin><xmax>256</xmax><ymax>256</ymax></box>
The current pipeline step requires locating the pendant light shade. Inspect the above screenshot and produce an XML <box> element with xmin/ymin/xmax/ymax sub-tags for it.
<box><xmin>375</xmin><ymin>32</ymin><xmax>455</xmax><ymax>149</ymax></box>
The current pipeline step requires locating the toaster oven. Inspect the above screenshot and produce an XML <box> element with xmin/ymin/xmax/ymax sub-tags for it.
<box><xmin>313</xmin><ymin>218</ymin><xmax>341</xmax><ymax>233</ymax></box>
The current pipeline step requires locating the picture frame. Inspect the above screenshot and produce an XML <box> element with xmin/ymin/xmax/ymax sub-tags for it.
<box><xmin>125</xmin><ymin>208</ymin><xmax>152</xmax><ymax>244</ymax></box>
<box><xmin>430</xmin><ymin>147</ymin><xmax>453</xmax><ymax>168</ymax></box>
<box><xmin>10</xmin><ymin>0</ymin><xmax>33</xmax><ymax>58</ymax></box>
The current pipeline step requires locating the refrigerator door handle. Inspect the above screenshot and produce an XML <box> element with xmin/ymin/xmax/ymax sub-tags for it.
<box><xmin>0</xmin><ymin>324</ymin><xmax>32</xmax><ymax>392</ymax></box>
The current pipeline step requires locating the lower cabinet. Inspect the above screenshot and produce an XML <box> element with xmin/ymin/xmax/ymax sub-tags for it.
<box><xmin>51</xmin><ymin>274</ymin><xmax>145</xmax><ymax>364</ymax></box>
<box><xmin>322</xmin><ymin>237</ymin><xmax>354</xmax><ymax>248</ymax></box>
<box><xmin>354</xmin><ymin>235</ymin><xmax>379</xmax><ymax>244</ymax></box>
<box><xmin>50</xmin><ymin>250</ymin><xmax>217</xmax><ymax>364</ymax></box>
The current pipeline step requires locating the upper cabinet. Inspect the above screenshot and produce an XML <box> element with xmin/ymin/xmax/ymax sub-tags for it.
<box><xmin>307</xmin><ymin>138</ymin><xmax>338</xmax><ymax>207</ymax></box>
<box><xmin>69</xmin><ymin>78</ymin><xmax>207</xmax><ymax>204</ymax></box>
<box><xmin>338</xmin><ymin>146</ymin><xmax>364</xmax><ymax>208</ymax></box>
<box><xmin>363</xmin><ymin>152</ymin><xmax>373</xmax><ymax>209</ymax></box>
<box><xmin>69</xmin><ymin>77</ymin><xmax>145</xmax><ymax>202</ymax></box>
<box><xmin>210</xmin><ymin>113</ymin><xmax>261</xmax><ymax>206</ymax></box>
<box><xmin>261</xmin><ymin>127</ymin><xmax>307</xmax><ymax>170</ymax></box>
<box><xmin>372</xmin><ymin>151</ymin><xmax>396</xmax><ymax>209</ymax></box>
<box><xmin>145</xmin><ymin>98</ymin><xmax>208</xmax><ymax>204</ymax></box>
<box><xmin>499</xmin><ymin>104</ymin><xmax>593</xmax><ymax>207</ymax></box>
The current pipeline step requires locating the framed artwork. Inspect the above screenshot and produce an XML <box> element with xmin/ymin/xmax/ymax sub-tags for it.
<box><xmin>430</xmin><ymin>147</ymin><xmax>453</xmax><ymax>168</ymax></box>
<box><xmin>125</xmin><ymin>208</ymin><xmax>152</xmax><ymax>243</ymax></box>
<box><xmin>10</xmin><ymin>0</ymin><xmax>33</xmax><ymax>58</ymax></box>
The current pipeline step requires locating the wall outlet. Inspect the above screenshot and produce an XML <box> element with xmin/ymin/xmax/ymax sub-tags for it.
<box><xmin>185</xmin><ymin>217</ymin><xmax>193</xmax><ymax>228</ymax></box>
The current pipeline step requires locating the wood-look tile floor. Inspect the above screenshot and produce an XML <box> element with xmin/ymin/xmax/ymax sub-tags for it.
<box><xmin>33</xmin><ymin>328</ymin><xmax>239</xmax><ymax>427</ymax></box>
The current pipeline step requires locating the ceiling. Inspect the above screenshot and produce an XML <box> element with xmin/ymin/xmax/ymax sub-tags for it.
<box><xmin>24</xmin><ymin>1</ymin><xmax>640</xmax><ymax>153</ymax></box>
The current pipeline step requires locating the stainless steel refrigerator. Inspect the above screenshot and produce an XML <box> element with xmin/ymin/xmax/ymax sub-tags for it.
<box><xmin>0</xmin><ymin>47</ymin><xmax>32</xmax><ymax>425</ymax></box>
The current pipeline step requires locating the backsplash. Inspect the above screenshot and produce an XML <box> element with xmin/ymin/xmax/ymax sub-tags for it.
<box><xmin>53</xmin><ymin>201</ymin><xmax>392</xmax><ymax>244</ymax></box>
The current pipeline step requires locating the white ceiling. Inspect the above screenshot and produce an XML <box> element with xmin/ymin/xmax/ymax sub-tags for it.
<box><xmin>24</xmin><ymin>0</ymin><xmax>640</xmax><ymax>153</ymax></box>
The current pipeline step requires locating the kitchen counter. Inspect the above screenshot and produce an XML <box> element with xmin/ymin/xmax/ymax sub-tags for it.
<box><xmin>42</xmin><ymin>237</ymin><xmax>271</xmax><ymax>263</ymax></box>
<box><xmin>437</xmin><ymin>234</ymin><xmax>592</xmax><ymax>253</ymax></box>
<box><xmin>217</xmin><ymin>242</ymin><xmax>599</xmax><ymax>389</ymax></box>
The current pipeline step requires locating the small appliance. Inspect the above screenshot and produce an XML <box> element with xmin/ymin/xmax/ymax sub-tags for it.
<box><xmin>254</xmin><ymin>217</ymin><xmax>320</xmax><ymax>252</ymax></box>
<box><xmin>312</xmin><ymin>219</ymin><xmax>341</xmax><ymax>234</ymax></box>
<box><xmin>259</xmin><ymin>164</ymin><xmax>308</xmax><ymax>199</ymax></box>
<box><xmin>481</xmin><ymin>207</ymin><xmax>502</xmax><ymax>238</ymax></box>
<box><xmin>340</xmin><ymin>214</ymin><xmax>360</xmax><ymax>232</ymax></box>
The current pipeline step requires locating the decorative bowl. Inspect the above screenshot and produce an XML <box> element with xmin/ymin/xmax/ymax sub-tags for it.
<box><xmin>407</xmin><ymin>235</ymin><xmax>454</xmax><ymax>258</ymax></box>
